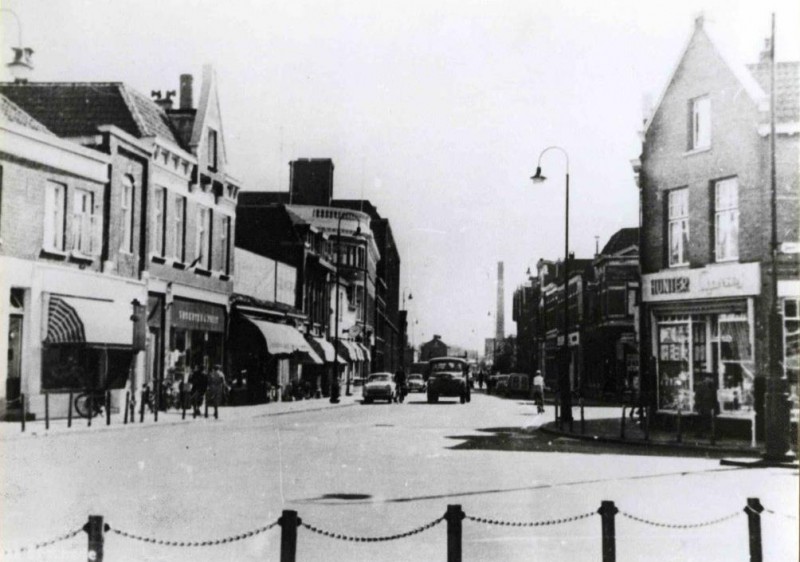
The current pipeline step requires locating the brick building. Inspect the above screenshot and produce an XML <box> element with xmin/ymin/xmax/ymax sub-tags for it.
<box><xmin>632</xmin><ymin>17</ymin><xmax>799</xmax><ymax>436</ymax></box>
<box><xmin>420</xmin><ymin>335</ymin><xmax>449</xmax><ymax>361</ymax></box>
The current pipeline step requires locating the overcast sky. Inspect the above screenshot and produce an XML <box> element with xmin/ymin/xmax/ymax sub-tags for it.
<box><xmin>3</xmin><ymin>0</ymin><xmax>798</xmax><ymax>352</ymax></box>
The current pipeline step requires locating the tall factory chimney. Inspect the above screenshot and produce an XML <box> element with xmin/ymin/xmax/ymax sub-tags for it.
<box><xmin>495</xmin><ymin>261</ymin><xmax>505</xmax><ymax>340</ymax></box>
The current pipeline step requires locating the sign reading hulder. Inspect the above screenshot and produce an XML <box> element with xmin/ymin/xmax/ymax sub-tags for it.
<box><xmin>642</xmin><ymin>262</ymin><xmax>760</xmax><ymax>303</ymax></box>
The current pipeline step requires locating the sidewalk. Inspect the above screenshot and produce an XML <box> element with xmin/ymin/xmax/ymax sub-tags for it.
<box><xmin>536</xmin><ymin>404</ymin><xmax>766</xmax><ymax>458</ymax></box>
<box><xmin>0</xmin><ymin>392</ymin><xmax>361</xmax><ymax>442</ymax></box>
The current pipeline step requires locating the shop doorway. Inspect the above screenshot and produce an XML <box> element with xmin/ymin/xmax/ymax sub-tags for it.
<box><xmin>7</xmin><ymin>315</ymin><xmax>22</xmax><ymax>403</ymax></box>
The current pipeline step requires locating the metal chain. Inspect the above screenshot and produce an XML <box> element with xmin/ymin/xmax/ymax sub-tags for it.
<box><xmin>762</xmin><ymin>507</ymin><xmax>798</xmax><ymax>520</ymax></box>
<box><xmin>466</xmin><ymin>511</ymin><xmax>597</xmax><ymax>527</ymax></box>
<box><xmin>110</xmin><ymin>520</ymin><xmax>279</xmax><ymax>547</ymax></box>
<box><xmin>3</xmin><ymin>528</ymin><xmax>83</xmax><ymax>556</ymax></box>
<box><xmin>301</xmin><ymin>516</ymin><xmax>444</xmax><ymax>542</ymax></box>
<box><xmin>620</xmin><ymin>510</ymin><xmax>741</xmax><ymax>529</ymax></box>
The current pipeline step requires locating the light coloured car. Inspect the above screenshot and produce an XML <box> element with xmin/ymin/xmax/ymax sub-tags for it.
<box><xmin>362</xmin><ymin>372</ymin><xmax>396</xmax><ymax>404</ymax></box>
<box><xmin>407</xmin><ymin>374</ymin><xmax>426</xmax><ymax>393</ymax></box>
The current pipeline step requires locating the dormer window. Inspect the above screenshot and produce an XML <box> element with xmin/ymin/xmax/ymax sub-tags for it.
<box><xmin>690</xmin><ymin>95</ymin><xmax>711</xmax><ymax>150</ymax></box>
<box><xmin>207</xmin><ymin>129</ymin><xmax>218</xmax><ymax>172</ymax></box>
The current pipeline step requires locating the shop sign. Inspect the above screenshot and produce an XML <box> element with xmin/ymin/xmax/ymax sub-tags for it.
<box><xmin>642</xmin><ymin>263</ymin><xmax>760</xmax><ymax>303</ymax></box>
<box><xmin>172</xmin><ymin>298</ymin><xmax>225</xmax><ymax>332</ymax></box>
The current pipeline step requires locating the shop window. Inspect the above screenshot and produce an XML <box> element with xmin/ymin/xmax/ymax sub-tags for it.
<box><xmin>43</xmin><ymin>181</ymin><xmax>66</xmax><ymax>252</ymax></box>
<box><xmin>784</xmin><ymin>299</ymin><xmax>800</xmax><ymax>417</ymax></box>
<box><xmin>152</xmin><ymin>187</ymin><xmax>166</xmax><ymax>257</ymax></box>
<box><xmin>195</xmin><ymin>206</ymin><xmax>211</xmax><ymax>269</ymax></box>
<box><xmin>42</xmin><ymin>345</ymin><xmax>132</xmax><ymax>391</ymax></box>
<box><xmin>667</xmin><ymin>188</ymin><xmax>689</xmax><ymax>267</ymax></box>
<box><xmin>207</xmin><ymin>129</ymin><xmax>218</xmax><ymax>172</ymax></box>
<box><xmin>657</xmin><ymin>318</ymin><xmax>691</xmax><ymax>411</ymax></box>
<box><xmin>173</xmin><ymin>195</ymin><xmax>186</xmax><ymax>262</ymax></box>
<box><xmin>714</xmin><ymin>178</ymin><xmax>739</xmax><ymax>261</ymax></box>
<box><xmin>221</xmin><ymin>216</ymin><xmax>231</xmax><ymax>274</ymax></box>
<box><xmin>716</xmin><ymin>314</ymin><xmax>754</xmax><ymax>413</ymax></box>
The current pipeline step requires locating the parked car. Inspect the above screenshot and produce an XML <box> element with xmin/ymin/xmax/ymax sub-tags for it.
<box><xmin>492</xmin><ymin>374</ymin><xmax>511</xmax><ymax>396</ymax></box>
<box><xmin>407</xmin><ymin>374</ymin><xmax>426</xmax><ymax>393</ymax></box>
<box><xmin>362</xmin><ymin>373</ymin><xmax>396</xmax><ymax>404</ymax></box>
<box><xmin>426</xmin><ymin>357</ymin><xmax>471</xmax><ymax>404</ymax></box>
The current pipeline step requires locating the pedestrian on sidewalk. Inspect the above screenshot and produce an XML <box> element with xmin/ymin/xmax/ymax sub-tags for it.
<box><xmin>532</xmin><ymin>370</ymin><xmax>545</xmax><ymax>414</ymax></box>
<box><xmin>207</xmin><ymin>364</ymin><xmax>229</xmax><ymax>419</ymax></box>
<box><xmin>189</xmin><ymin>366</ymin><xmax>208</xmax><ymax>417</ymax></box>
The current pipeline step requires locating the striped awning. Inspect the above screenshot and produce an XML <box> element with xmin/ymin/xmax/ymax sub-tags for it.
<box><xmin>357</xmin><ymin>343</ymin><xmax>371</xmax><ymax>362</ymax></box>
<box><xmin>45</xmin><ymin>295</ymin><xmax>132</xmax><ymax>346</ymax></box>
<box><xmin>307</xmin><ymin>336</ymin><xmax>347</xmax><ymax>364</ymax></box>
<box><xmin>243</xmin><ymin>315</ymin><xmax>316</xmax><ymax>357</ymax></box>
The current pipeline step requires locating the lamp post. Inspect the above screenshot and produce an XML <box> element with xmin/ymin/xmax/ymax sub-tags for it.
<box><xmin>530</xmin><ymin>146</ymin><xmax>573</xmax><ymax>423</ymax></box>
<box><xmin>401</xmin><ymin>289</ymin><xmax>413</xmax><ymax>372</ymax></box>
<box><xmin>332</xmin><ymin>211</ymin><xmax>362</xmax><ymax>403</ymax></box>
<box><xmin>1</xmin><ymin>9</ymin><xmax>34</xmax><ymax>83</ymax></box>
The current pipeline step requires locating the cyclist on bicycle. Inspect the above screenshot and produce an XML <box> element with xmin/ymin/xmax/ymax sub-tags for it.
<box><xmin>394</xmin><ymin>368</ymin><xmax>407</xmax><ymax>403</ymax></box>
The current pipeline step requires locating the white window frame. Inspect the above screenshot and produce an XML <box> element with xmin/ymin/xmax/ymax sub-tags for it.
<box><xmin>71</xmin><ymin>188</ymin><xmax>98</xmax><ymax>256</ymax></box>
<box><xmin>220</xmin><ymin>215</ymin><xmax>231</xmax><ymax>274</ymax></box>
<box><xmin>714</xmin><ymin>178</ymin><xmax>739</xmax><ymax>262</ymax></box>
<box><xmin>668</xmin><ymin>188</ymin><xmax>689</xmax><ymax>267</ymax></box>
<box><xmin>207</xmin><ymin>129</ymin><xmax>218</xmax><ymax>171</ymax></box>
<box><xmin>43</xmin><ymin>181</ymin><xmax>66</xmax><ymax>252</ymax></box>
<box><xmin>121</xmin><ymin>176</ymin><xmax>134</xmax><ymax>253</ymax></box>
<box><xmin>152</xmin><ymin>186</ymin><xmax>166</xmax><ymax>257</ymax></box>
<box><xmin>691</xmin><ymin>95</ymin><xmax>711</xmax><ymax>150</ymax></box>
<box><xmin>173</xmin><ymin>195</ymin><xmax>186</xmax><ymax>262</ymax></box>
<box><xmin>195</xmin><ymin>206</ymin><xmax>211</xmax><ymax>269</ymax></box>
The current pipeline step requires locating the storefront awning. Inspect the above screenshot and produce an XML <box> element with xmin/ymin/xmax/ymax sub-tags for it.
<box><xmin>243</xmin><ymin>315</ymin><xmax>316</xmax><ymax>356</ymax></box>
<box><xmin>347</xmin><ymin>341</ymin><xmax>363</xmax><ymax>361</ymax></box>
<box><xmin>336</xmin><ymin>340</ymin><xmax>359</xmax><ymax>362</ymax></box>
<box><xmin>357</xmin><ymin>343</ymin><xmax>371</xmax><ymax>362</ymax></box>
<box><xmin>45</xmin><ymin>296</ymin><xmax>132</xmax><ymax>346</ymax></box>
<box><xmin>307</xmin><ymin>336</ymin><xmax>347</xmax><ymax>364</ymax></box>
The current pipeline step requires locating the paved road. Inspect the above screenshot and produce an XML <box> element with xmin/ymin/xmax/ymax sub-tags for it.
<box><xmin>2</xmin><ymin>392</ymin><xmax>797</xmax><ymax>561</ymax></box>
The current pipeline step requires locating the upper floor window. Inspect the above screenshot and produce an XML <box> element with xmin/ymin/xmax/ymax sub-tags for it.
<box><xmin>121</xmin><ymin>176</ymin><xmax>134</xmax><ymax>253</ymax></box>
<box><xmin>71</xmin><ymin>188</ymin><xmax>99</xmax><ymax>255</ymax></box>
<box><xmin>173</xmin><ymin>195</ymin><xmax>186</xmax><ymax>262</ymax></box>
<box><xmin>195</xmin><ymin>206</ymin><xmax>211</xmax><ymax>269</ymax></box>
<box><xmin>690</xmin><ymin>95</ymin><xmax>711</xmax><ymax>150</ymax></box>
<box><xmin>152</xmin><ymin>187</ymin><xmax>167</xmax><ymax>257</ymax></box>
<box><xmin>207</xmin><ymin>129</ymin><xmax>218</xmax><ymax>171</ymax></box>
<box><xmin>668</xmin><ymin>188</ymin><xmax>689</xmax><ymax>267</ymax></box>
<box><xmin>220</xmin><ymin>215</ymin><xmax>231</xmax><ymax>274</ymax></box>
<box><xmin>714</xmin><ymin>178</ymin><xmax>739</xmax><ymax>261</ymax></box>
<box><xmin>43</xmin><ymin>181</ymin><xmax>66</xmax><ymax>252</ymax></box>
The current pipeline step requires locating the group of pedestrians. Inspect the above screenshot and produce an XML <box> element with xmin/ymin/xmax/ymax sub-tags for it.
<box><xmin>188</xmin><ymin>364</ymin><xmax>229</xmax><ymax>418</ymax></box>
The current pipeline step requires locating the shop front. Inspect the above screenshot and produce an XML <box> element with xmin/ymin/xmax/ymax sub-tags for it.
<box><xmin>169</xmin><ymin>298</ymin><xmax>226</xmax><ymax>377</ymax></box>
<box><xmin>643</xmin><ymin>263</ymin><xmax>760</xmax><ymax>433</ymax></box>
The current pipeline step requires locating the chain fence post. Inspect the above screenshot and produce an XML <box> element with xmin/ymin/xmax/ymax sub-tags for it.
<box><xmin>598</xmin><ymin>500</ymin><xmax>618</xmax><ymax>562</ymax></box>
<box><xmin>445</xmin><ymin>504</ymin><xmax>464</xmax><ymax>562</ymax></box>
<box><xmin>87</xmin><ymin>394</ymin><xmax>93</xmax><ymax>427</ymax></box>
<box><xmin>84</xmin><ymin>515</ymin><xmax>106</xmax><ymax>562</ymax></box>
<box><xmin>580</xmin><ymin>397</ymin><xmax>585</xmax><ymax>434</ymax></box>
<box><xmin>45</xmin><ymin>391</ymin><xmax>50</xmax><ymax>430</ymax></box>
<box><xmin>620</xmin><ymin>406</ymin><xmax>626</xmax><ymax>440</ymax></box>
<box><xmin>205</xmin><ymin>396</ymin><xmax>209</xmax><ymax>419</ymax></box>
<box><xmin>745</xmin><ymin>498</ymin><xmax>763</xmax><ymax>562</ymax></box>
<box><xmin>675</xmin><ymin>408</ymin><xmax>682</xmax><ymax>443</ymax></box>
<box><xmin>20</xmin><ymin>393</ymin><xmax>26</xmax><ymax>432</ymax></box>
<box><xmin>279</xmin><ymin>509</ymin><xmax>300</xmax><ymax>562</ymax></box>
<box><xmin>555</xmin><ymin>392</ymin><xmax>560</xmax><ymax>428</ymax></box>
<box><xmin>68</xmin><ymin>391</ymin><xmax>73</xmax><ymax>428</ymax></box>
<box><xmin>106</xmin><ymin>390</ymin><xmax>111</xmax><ymax>426</ymax></box>
<box><xmin>140</xmin><ymin>388</ymin><xmax>146</xmax><ymax>423</ymax></box>
<box><xmin>710</xmin><ymin>410</ymin><xmax>717</xmax><ymax>445</ymax></box>
<box><xmin>124</xmin><ymin>391</ymin><xmax>130</xmax><ymax>424</ymax></box>
<box><xmin>181</xmin><ymin>383</ymin><xmax>186</xmax><ymax>420</ymax></box>
<box><xmin>643</xmin><ymin>405</ymin><xmax>649</xmax><ymax>441</ymax></box>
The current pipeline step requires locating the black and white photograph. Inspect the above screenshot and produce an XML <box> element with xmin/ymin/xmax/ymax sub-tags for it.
<box><xmin>0</xmin><ymin>1</ymin><xmax>798</xmax><ymax>560</ymax></box>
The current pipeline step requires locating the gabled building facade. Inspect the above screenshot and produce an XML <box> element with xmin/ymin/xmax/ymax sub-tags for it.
<box><xmin>633</xmin><ymin>17</ymin><xmax>799</xmax><ymax>436</ymax></box>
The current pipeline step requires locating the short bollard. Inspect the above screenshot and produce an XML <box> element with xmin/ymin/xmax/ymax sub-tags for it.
<box><xmin>20</xmin><ymin>393</ymin><xmax>26</xmax><ymax>432</ymax></box>
<box><xmin>745</xmin><ymin>497</ymin><xmax>764</xmax><ymax>562</ymax></box>
<box><xmin>580</xmin><ymin>397</ymin><xmax>586</xmax><ymax>434</ymax></box>
<box><xmin>106</xmin><ymin>390</ymin><xmax>111</xmax><ymax>426</ymax></box>
<box><xmin>620</xmin><ymin>406</ymin><xmax>626</xmax><ymax>440</ymax></box>
<box><xmin>84</xmin><ymin>515</ymin><xmax>106</xmax><ymax>562</ymax></box>
<box><xmin>68</xmin><ymin>391</ymin><xmax>73</xmax><ymax>428</ymax></box>
<box><xmin>214</xmin><ymin>403</ymin><xmax>219</xmax><ymax>420</ymax></box>
<box><xmin>124</xmin><ymin>391</ymin><xmax>130</xmax><ymax>425</ymax></box>
<box><xmin>45</xmin><ymin>391</ymin><xmax>50</xmax><ymax>430</ymax></box>
<box><xmin>445</xmin><ymin>504</ymin><xmax>465</xmax><ymax>562</ymax></box>
<box><xmin>568</xmin><ymin>408</ymin><xmax>574</xmax><ymax>433</ymax></box>
<box><xmin>676</xmin><ymin>408</ymin><xmax>682</xmax><ymax>443</ymax></box>
<box><xmin>555</xmin><ymin>393</ymin><xmax>560</xmax><ymax>428</ymax></box>
<box><xmin>279</xmin><ymin>510</ymin><xmax>300</xmax><ymax>562</ymax></box>
<box><xmin>643</xmin><ymin>407</ymin><xmax>649</xmax><ymax>441</ymax></box>
<box><xmin>140</xmin><ymin>389</ymin><xmax>146</xmax><ymax>423</ymax></box>
<box><xmin>153</xmin><ymin>387</ymin><xmax>159</xmax><ymax>423</ymax></box>
<box><xmin>710</xmin><ymin>410</ymin><xmax>717</xmax><ymax>445</ymax></box>
<box><xmin>204</xmin><ymin>399</ymin><xmax>209</xmax><ymax>419</ymax></box>
<box><xmin>180</xmin><ymin>384</ymin><xmax>186</xmax><ymax>420</ymax></box>
<box><xmin>598</xmin><ymin>500</ymin><xmax>618</xmax><ymax>562</ymax></box>
<box><xmin>87</xmin><ymin>394</ymin><xmax>93</xmax><ymax>427</ymax></box>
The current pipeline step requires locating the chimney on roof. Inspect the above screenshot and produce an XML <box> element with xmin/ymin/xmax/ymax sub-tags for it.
<box><xmin>151</xmin><ymin>90</ymin><xmax>176</xmax><ymax>111</ymax></box>
<box><xmin>180</xmin><ymin>74</ymin><xmax>193</xmax><ymax>109</ymax></box>
<box><xmin>694</xmin><ymin>13</ymin><xmax>705</xmax><ymax>29</ymax></box>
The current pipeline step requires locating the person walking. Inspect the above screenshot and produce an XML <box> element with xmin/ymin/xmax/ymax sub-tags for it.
<box><xmin>207</xmin><ymin>364</ymin><xmax>229</xmax><ymax>419</ymax></box>
<box><xmin>532</xmin><ymin>370</ymin><xmax>545</xmax><ymax>414</ymax></box>
<box><xmin>394</xmin><ymin>368</ymin><xmax>407</xmax><ymax>403</ymax></box>
<box><xmin>189</xmin><ymin>366</ymin><xmax>208</xmax><ymax>418</ymax></box>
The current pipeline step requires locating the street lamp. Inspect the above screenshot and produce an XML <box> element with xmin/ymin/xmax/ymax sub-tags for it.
<box><xmin>400</xmin><ymin>289</ymin><xmax>413</xmax><ymax>372</ymax></box>
<box><xmin>530</xmin><ymin>145</ymin><xmax>573</xmax><ymax>423</ymax></box>
<box><xmin>1</xmin><ymin>9</ymin><xmax>34</xmax><ymax>83</ymax></box>
<box><xmin>332</xmin><ymin>211</ymin><xmax>362</xmax><ymax>403</ymax></box>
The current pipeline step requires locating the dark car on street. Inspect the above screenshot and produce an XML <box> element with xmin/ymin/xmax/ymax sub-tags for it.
<box><xmin>426</xmin><ymin>357</ymin><xmax>471</xmax><ymax>404</ymax></box>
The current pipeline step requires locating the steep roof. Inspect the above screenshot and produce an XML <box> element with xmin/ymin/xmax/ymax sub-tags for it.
<box><xmin>0</xmin><ymin>93</ymin><xmax>53</xmax><ymax>134</ymax></box>
<box><xmin>601</xmin><ymin>227</ymin><xmax>639</xmax><ymax>256</ymax></box>
<box><xmin>0</xmin><ymin>82</ymin><xmax>183</xmax><ymax>146</ymax></box>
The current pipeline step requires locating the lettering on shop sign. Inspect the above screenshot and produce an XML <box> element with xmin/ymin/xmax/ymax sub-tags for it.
<box><xmin>650</xmin><ymin>277</ymin><xmax>690</xmax><ymax>295</ymax></box>
<box><xmin>177</xmin><ymin>310</ymin><xmax>220</xmax><ymax>325</ymax></box>
<box><xmin>698</xmin><ymin>271</ymin><xmax>743</xmax><ymax>293</ymax></box>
